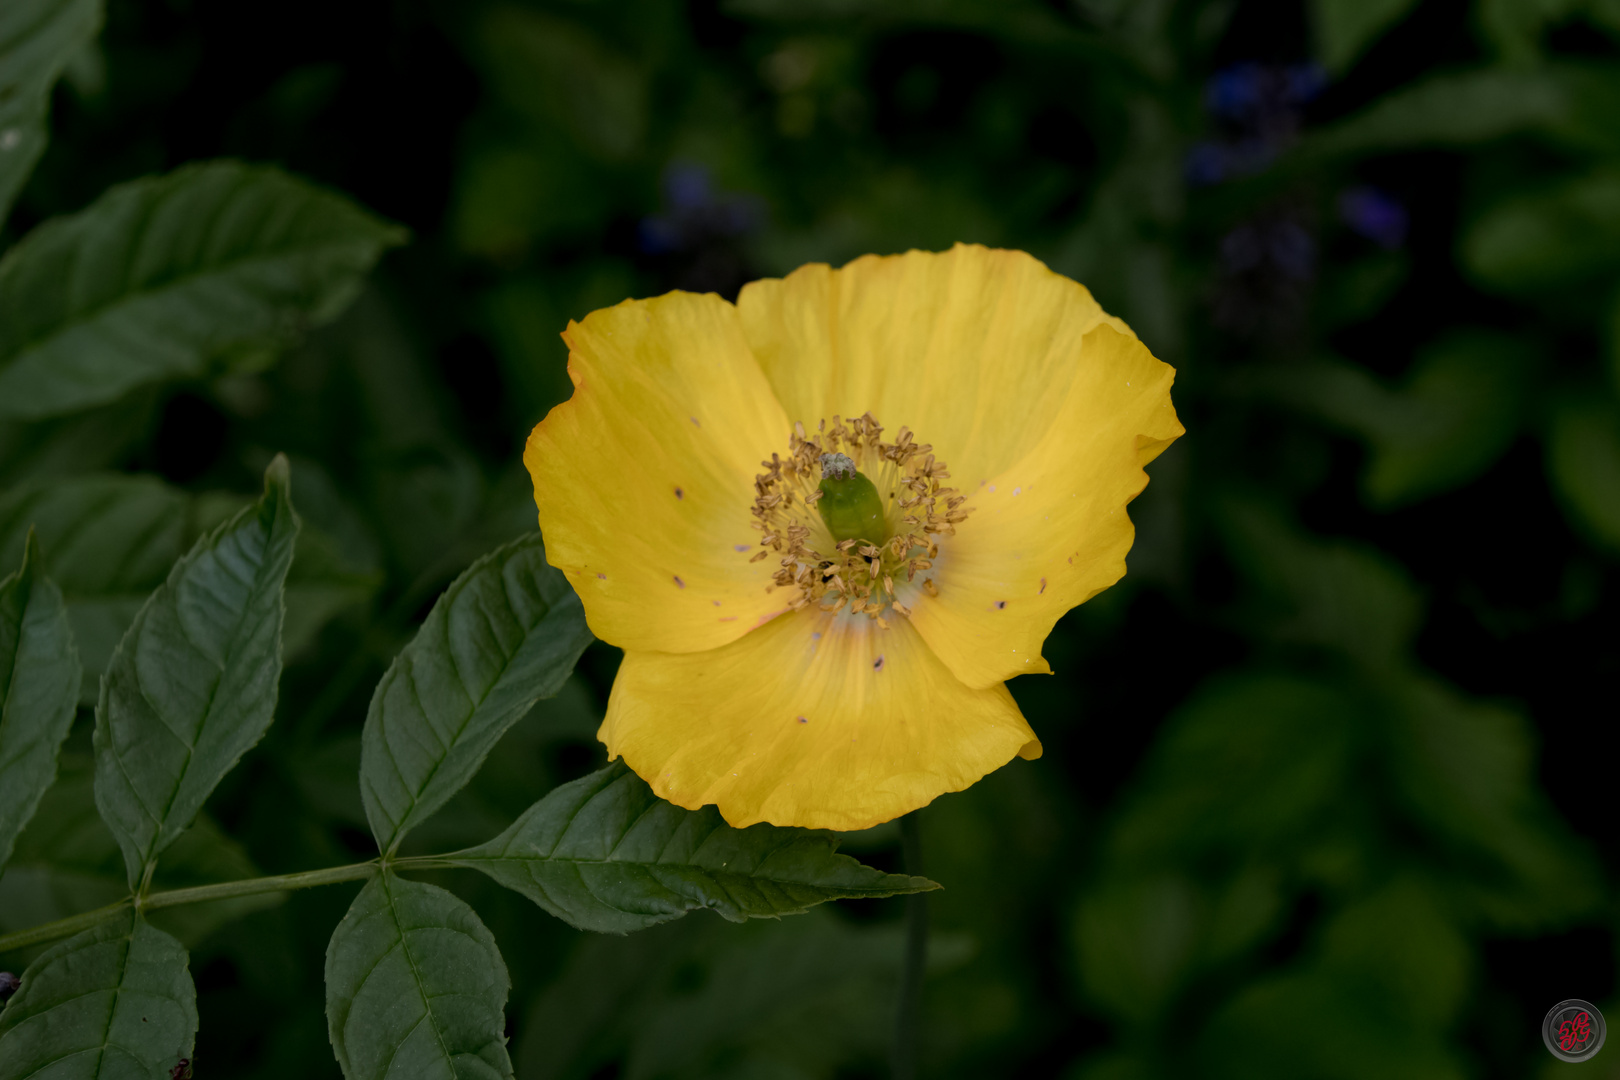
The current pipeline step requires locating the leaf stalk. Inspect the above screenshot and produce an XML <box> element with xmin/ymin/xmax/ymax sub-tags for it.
<box><xmin>0</xmin><ymin>859</ymin><xmax>383</xmax><ymax>956</ymax></box>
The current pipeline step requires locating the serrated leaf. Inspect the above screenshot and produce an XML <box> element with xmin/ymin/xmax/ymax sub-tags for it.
<box><xmin>0</xmin><ymin>908</ymin><xmax>196</xmax><ymax>1080</ymax></box>
<box><xmin>0</xmin><ymin>160</ymin><xmax>406</xmax><ymax>420</ymax></box>
<box><xmin>451</xmin><ymin>762</ymin><xmax>939</xmax><ymax>934</ymax></box>
<box><xmin>0</xmin><ymin>472</ymin><xmax>379</xmax><ymax>698</ymax></box>
<box><xmin>361</xmin><ymin>533</ymin><xmax>592</xmax><ymax>855</ymax></box>
<box><xmin>93</xmin><ymin>457</ymin><xmax>299</xmax><ymax>887</ymax></box>
<box><xmin>0</xmin><ymin>532</ymin><xmax>80</xmax><ymax>875</ymax></box>
<box><xmin>0</xmin><ymin>0</ymin><xmax>102</xmax><ymax>226</ymax></box>
<box><xmin>324</xmin><ymin>871</ymin><xmax>513</xmax><ymax>1080</ymax></box>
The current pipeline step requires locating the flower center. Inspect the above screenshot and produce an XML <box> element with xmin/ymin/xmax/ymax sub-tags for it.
<box><xmin>749</xmin><ymin>412</ymin><xmax>972</xmax><ymax>623</ymax></box>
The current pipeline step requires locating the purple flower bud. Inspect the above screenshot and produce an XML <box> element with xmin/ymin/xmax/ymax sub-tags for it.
<box><xmin>0</xmin><ymin>971</ymin><xmax>19</xmax><ymax>1000</ymax></box>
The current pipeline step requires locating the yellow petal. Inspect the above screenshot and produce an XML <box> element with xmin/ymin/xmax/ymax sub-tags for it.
<box><xmin>735</xmin><ymin>243</ymin><xmax>1133</xmax><ymax>476</ymax></box>
<box><xmin>736</xmin><ymin>244</ymin><xmax>1181</xmax><ymax>688</ymax></box>
<box><xmin>600</xmin><ymin>607</ymin><xmax>1042</xmax><ymax>830</ymax></box>
<box><xmin>524</xmin><ymin>291</ymin><xmax>792</xmax><ymax>654</ymax></box>
<box><xmin>900</xmin><ymin>324</ymin><xmax>1183</xmax><ymax>687</ymax></box>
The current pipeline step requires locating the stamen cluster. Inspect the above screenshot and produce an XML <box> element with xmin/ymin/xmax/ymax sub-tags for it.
<box><xmin>749</xmin><ymin>412</ymin><xmax>972</xmax><ymax>622</ymax></box>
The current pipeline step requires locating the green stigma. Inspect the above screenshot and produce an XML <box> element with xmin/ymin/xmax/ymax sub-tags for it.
<box><xmin>817</xmin><ymin>452</ymin><xmax>887</xmax><ymax>543</ymax></box>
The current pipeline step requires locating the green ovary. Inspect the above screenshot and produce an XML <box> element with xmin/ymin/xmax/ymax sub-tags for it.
<box><xmin>817</xmin><ymin>465</ymin><xmax>888</xmax><ymax>544</ymax></box>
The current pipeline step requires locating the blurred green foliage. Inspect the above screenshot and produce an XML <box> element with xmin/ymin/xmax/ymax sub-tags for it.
<box><xmin>4</xmin><ymin>0</ymin><xmax>1620</xmax><ymax>1076</ymax></box>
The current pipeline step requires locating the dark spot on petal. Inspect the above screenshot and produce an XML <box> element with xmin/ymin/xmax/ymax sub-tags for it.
<box><xmin>674</xmin><ymin>486</ymin><xmax>684</xmax><ymax>499</ymax></box>
<box><xmin>734</xmin><ymin>544</ymin><xmax>750</xmax><ymax>552</ymax></box>
<box><xmin>713</xmin><ymin>600</ymin><xmax>722</xmax><ymax>606</ymax></box>
<box><xmin>874</xmin><ymin>655</ymin><xmax>885</xmax><ymax>671</ymax></box>
<box><xmin>797</xmin><ymin>715</ymin><xmax>808</xmax><ymax>724</ymax></box>
<box><xmin>674</xmin><ymin>576</ymin><xmax>685</xmax><ymax>588</ymax></box>
<box><xmin>690</xmin><ymin>416</ymin><xmax>701</xmax><ymax>426</ymax></box>
<box><xmin>1039</xmin><ymin>577</ymin><xmax>1047</xmax><ymax>594</ymax></box>
<box><xmin>995</xmin><ymin>600</ymin><xmax>1007</xmax><ymax>610</ymax></box>
<box><xmin>597</xmin><ymin>573</ymin><xmax>607</xmax><ymax>580</ymax></box>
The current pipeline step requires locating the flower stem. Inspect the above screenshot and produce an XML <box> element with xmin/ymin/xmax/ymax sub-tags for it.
<box><xmin>0</xmin><ymin>860</ymin><xmax>382</xmax><ymax>956</ymax></box>
<box><xmin>892</xmin><ymin>810</ymin><xmax>928</xmax><ymax>1080</ymax></box>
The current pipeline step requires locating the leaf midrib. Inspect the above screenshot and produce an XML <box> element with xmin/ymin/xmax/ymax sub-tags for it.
<box><xmin>378</xmin><ymin>875</ymin><xmax>457</xmax><ymax>1078</ymax></box>
<box><xmin>129</xmin><ymin>499</ymin><xmax>284</xmax><ymax>872</ymax></box>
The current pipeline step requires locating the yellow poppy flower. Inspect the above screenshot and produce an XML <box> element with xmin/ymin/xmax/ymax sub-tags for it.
<box><xmin>524</xmin><ymin>244</ymin><xmax>1182</xmax><ymax>831</ymax></box>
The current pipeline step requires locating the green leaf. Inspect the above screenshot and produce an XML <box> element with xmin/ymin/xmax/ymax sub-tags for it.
<box><xmin>1359</xmin><ymin>331</ymin><xmax>1531</xmax><ymax>506</ymax></box>
<box><xmin>1309</xmin><ymin>0</ymin><xmax>1418</xmax><ymax>74</ymax></box>
<box><xmin>360</xmin><ymin>533</ymin><xmax>592</xmax><ymax>855</ymax></box>
<box><xmin>1188</xmin><ymin>881</ymin><xmax>1474</xmax><ymax>1080</ymax></box>
<box><xmin>0</xmin><ymin>390</ymin><xmax>160</xmax><ymax>490</ymax></box>
<box><xmin>0</xmin><ymin>532</ymin><xmax>80</xmax><ymax>875</ymax></box>
<box><xmin>1273</xmin><ymin>332</ymin><xmax>1532</xmax><ymax>507</ymax></box>
<box><xmin>1385</xmin><ymin>673</ymin><xmax>1601</xmax><ymax>930</ymax></box>
<box><xmin>0</xmin><ymin>909</ymin><xmax>196</xmax><ymax>1080</ymax></box>
<box><xmin>1107</xmin><ymin>672</ymin><xmax>1360</xmax><ymax>865</ymax></box>
<box><xmin>1214</xmin><ymin>497</ymin><xmax>1422</xmax><ymax>669</ymax></box>
<box><xmin>451</xmin><ymin>762</ymin><xmax>939</xmax><ymax>934</ymax></box>
<box><xmin>0</xmin><ymin>0</ymin><xmax>102</xmax><ymax>226</ymax></box>
<box><xmin>0</xmin><ymin>470</ymin><xmax>372</xmax><ymax>702</ymax></box>
<box><xmin>324</xmin><ymin>870</ymin><xmax>513</xmax><ymax>1080</ymax></box>
<box><xmin>0</xmin><ymin>160</ymin><xmax>406</xmax><ymax>420</ymax></box>
<box><xmin>1306</xmin><ymin>69</ymin><xmax>1565</xmax><ymax>157</ymax></box>
<box><xmin>1074</xmin><ymin>868</ymin><xmax>1283</xmax><ymax>1030</ymax></box>
<box><xmin>1</xmin><ymin>748</ymin><xmax>276</xmax><ymax>947</ymax></box>
<box><xmin>93</xmin><ymin>457</ymin><xmax>300</xmax><ymax>887</ymax></box>
<box><xmin>1546</xmin><ymin>393</ymin><xmax>1620</xmax><ymax>553</ymax></box>
<box><xmin>1463</xmin><ymin>169</ymin><xmax>1620</xmax><ymax>293</ymax></box>
<box><xmin>0</xmin><ymin>474</ymin><xmax>198</xmax><ymax>702</ymax></box>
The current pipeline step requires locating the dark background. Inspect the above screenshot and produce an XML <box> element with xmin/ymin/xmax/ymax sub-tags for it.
<box><xmin>4</xmin><ymin>0</ymin><xmax>1620</xmax><ymax>1076</ymax></box>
